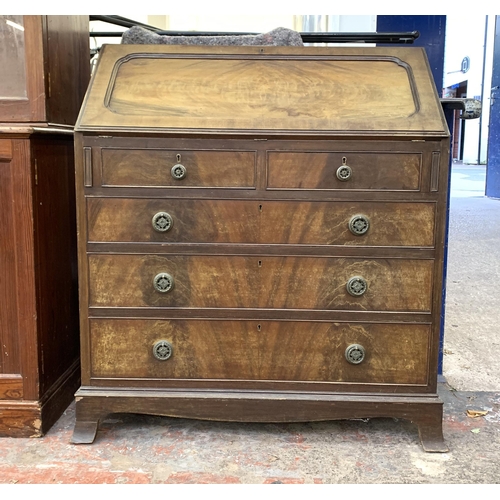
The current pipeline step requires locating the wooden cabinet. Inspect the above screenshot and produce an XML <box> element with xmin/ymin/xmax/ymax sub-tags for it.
<box><xmin>0</xmin><ymin>15</ymin><xmax>89</xmax><ymax>437</ymax></box>
<box><xmin>72</xmin><ymin>44</ymin><xmax>450</xmax><ymax>452</ymax></box>
<box><xmin>0</xmin><ymin>15</ymin><xmax>89</xmax><ymax>124</ymax></box>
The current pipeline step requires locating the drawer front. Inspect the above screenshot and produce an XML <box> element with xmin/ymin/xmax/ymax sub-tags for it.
<box><xmin>90</xmin><ymin>319</ymin><xmax>430</xmax><ymax>385</ymax></box>
<box><xmin>100</xmin><ymin>149</ymin><xmax>256</xmax><ymax>188</ymax></box>
<box><xmin>267</xmin><ymin>151</ymin><xmax>421</xmax><ymax>190</ymax></box>
<box><xmin>88</xmin><ymin>198</ymin><xmax>435</xmax><ymax>247</ymax></box>
<box><xmin>89</xmin><ymin>255</ymin><xmax>433</xmax><ymax>311</ymax></box>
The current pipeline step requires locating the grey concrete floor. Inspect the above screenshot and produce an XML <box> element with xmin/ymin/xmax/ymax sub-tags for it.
<box><xmin>443</xmin><ymin>163</ymin><xmax>500</xmax><ymax>391</ymax></box>
<box><xmin>1</xmin><ymin>163</ymin><xmax>500</xmax><ymax>486</ymax></box>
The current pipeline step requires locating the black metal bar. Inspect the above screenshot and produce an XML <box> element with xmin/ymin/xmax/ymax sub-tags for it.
<box><xmin>89</xmin><ymin>30</ymin><xmax>420</xmax><ymax>44</ymax></box>
<box><xmin>89</xmin><ymin>15</ymin><xmax>161</xmax><ymax>32</ymax></box>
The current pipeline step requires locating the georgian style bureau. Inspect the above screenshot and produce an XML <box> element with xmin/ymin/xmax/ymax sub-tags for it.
<box><xmin>72</xmin><ymin>44</ymin><xmax>450</xmax><ymax>452</ymax></box>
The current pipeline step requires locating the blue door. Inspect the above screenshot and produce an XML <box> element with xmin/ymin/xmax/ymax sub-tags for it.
<box><xmin>486</xmin><ymin>16</ymin><xmax>500</xmax><ymax>199</ymax></box>
<box><xmin>376</xmin><ymin>15</ymin><xmax>446</xmax><ymax>92</ymax></box>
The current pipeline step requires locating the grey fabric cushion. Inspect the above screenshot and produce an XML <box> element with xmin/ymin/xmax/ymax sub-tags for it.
<box><xmin>121</xmin><ymin>25</ymin><xmax>303</xmax><ymax>46</ymax></box>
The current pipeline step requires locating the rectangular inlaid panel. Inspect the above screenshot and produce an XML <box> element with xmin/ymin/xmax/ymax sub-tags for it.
<box><xmin>77</xmin><ymin>45</ymin><xmax>448</xmax><ymax>134</ymax></box>
<box><xmin>87</xmin><ymin>198</ymin><xmax>435</xmax><ymax>247</ymax></box>
<box><xmin>88</xmin><ymin>255</ymin><xmax>433</xmax><ymax>312</ymax></box>
<box><xmin>90</xmin><ymin>319</ymin><xmax>430</xmax><ymax>385</ymax></box>
<box><xmin>267</xmin><ymin>151</ymin><xmax>421</xmax><ymax>190</ymax></box>
<box><xmin>100</xmin><ymin>149</ymin><xmax>256</xmax><ymax>188</ymax></box>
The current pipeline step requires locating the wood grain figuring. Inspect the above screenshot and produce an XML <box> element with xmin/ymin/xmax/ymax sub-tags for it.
<box><xmin>0</xmin><ymin>375</ymin><xmax>23</xmax><ymax>400</ymax></box>
<box><xmin>87</xmin><ymin>198</ymin><xmax>435</xmax><ymax>247</ymax></box>
<box><xmin>90</xmin><ymin>319</ymin><xmax>430</xmax><ymax>385</ymax></box>
<box><xmin>77</xmin><ymin>45</ymin><xmax>448</xmax><ymax>135</ymax></box>
<box><xmin>0</xmin><ymin>401</ymin><xmax>42</xmax><ymax>437</ymax></box>
<box><xmin>267</xmin><ymin>151</ymin><xmax>421</xmax><ymax>190</ymax></box>
<box><xmin>101</xmin><ymin>149</ymin><xmax>256</xmax><ymax>188</ymax></box>
<box><xmin>88</xmin><ymin>255</ymin><xmax>433</xmax><ymax>311</ymax></box>
<box><xmin>109</xmin><ymin>57</ymin><xmax>416</xmax><ymax>125</ymax></box>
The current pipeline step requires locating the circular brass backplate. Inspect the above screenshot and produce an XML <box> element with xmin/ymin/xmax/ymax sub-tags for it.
<box><xmin>345</xmin><ymin>344</ymin><xmax>365</xmax><ymax>364</ymax></box>
<box><xmin>346</xmin><ymin>276</ymin><xmax>368</xmax><ymax>296</ymax></box>
<box><xmin>349</xmin><ymin>214</ymin><xmax>370</xmax><ymax>236</ymax></box>
<box><xmin>171</xmin><ymin>164</ymin><xmax>187</xmax><ymax>180</ymax></box>
<box><xmin>336</xmin><ymin>165</ymin><xmax>352</xmax><ymax>181</ymax></box>
<box><xmin>153</xmin><ymin>273</ymin><xmax>174</xmax><ymax>293</ymax></box>
<box><xmin>153</xmin><ymin>340</ymin><xmax>173</xmax><ymax>361</ymax></box>
<box><xmin>152</xmin><ymin>212</ymin><xmax>173</xmax><ymax>232</ymax></box>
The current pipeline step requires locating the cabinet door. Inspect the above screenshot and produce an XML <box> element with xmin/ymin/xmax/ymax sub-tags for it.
<box><xmin>0</xmin><ymin>138</ymin><xmax>37</xmax><ymax>400</ymax></box>
<box><xmin>0</xmin><ymin>16</ymin><xmax>46</xmax><ymax>122</ymax></box>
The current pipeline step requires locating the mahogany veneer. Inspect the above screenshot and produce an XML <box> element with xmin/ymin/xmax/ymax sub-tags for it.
<box><xmin>72</xmin><ymin>44</ymin><xmax>450</xmax><ymax>451</ymax></box>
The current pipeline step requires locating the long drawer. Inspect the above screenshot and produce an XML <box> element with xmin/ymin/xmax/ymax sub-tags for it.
<box><xmin>100</xmin><ymin>148</ymin><xmax>256</xmax><ymax>188</ymax></box>
<box><xmin>88</xmin><ymin>255</ymin><xmax>433</xmax><ymax>311</ymax></box>
<box><xmin>87</xmin><ymin>198</ymin><xmax>436</xmax><ymax>247</ymax></box>
<box><xmin>89</xmin><ymin>319</ymin><xmax>430</xmax><ymax>385</ymax></box>
<box><xmin>267</xmin><ymin>151</ymin><xmax>422</xmax><ymax>190</ymax></box>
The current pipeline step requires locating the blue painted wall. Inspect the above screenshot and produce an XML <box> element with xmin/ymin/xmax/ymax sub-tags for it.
<box><xmin>486</xmin><ymin>17</ymin><xmax>500</xmax><ymax>199</ymax></box>
<box><xmin>377</xmin><ymin>16</ymin><xmax>448</xmax><ymax>377</ymax></box>
<box><xmin>376</xmin><ymin>15</ymin><xmax>446</xmax><ymax>93</ymax></box>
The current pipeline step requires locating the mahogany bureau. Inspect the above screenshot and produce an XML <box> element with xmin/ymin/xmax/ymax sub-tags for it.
<box><xmin>72</xmin><ymin>44</ymin><xmax>450</xmax><ymax>452</ymax></box>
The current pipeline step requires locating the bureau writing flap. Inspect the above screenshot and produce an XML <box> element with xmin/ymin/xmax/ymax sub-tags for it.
<box><xmin>76</xmin><ymin>44</ymin><xmax>448</xmax><ymax>137</ymax></box>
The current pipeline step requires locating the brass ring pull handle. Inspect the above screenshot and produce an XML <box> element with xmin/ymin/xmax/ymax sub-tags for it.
<box><xmin>336</xmin><ymin>157</ymin><xmax>352</xmax><ymax>181</ymax></box>
<box><xmin>152</xmin><ymin>212</ymin><xmax>173</xmax><ymax>232</ymax></box>
<box><xmin>349</xmin><ymin>214</ymin><xmax>370</xmax><ymax>235</ymax></box>
<box><xmin>345</xmin><ymin>344</ymin><xmax>365</xmax><ymax>364</ymax></box>
<box><xmin>346</xmin><ymin>276</ymin><xmax>367</xmax><ymax>296</ymax></box>
<box><xmin>153</xmin><ymin>340</ymin><xmax>173</xmax><ymax>361</ymax></box>
<box><xmin>171</xmin><ymin>164</ymin><xmax>187</xmax><ymax>180</ymax></box>
<box><xmin>336</xmin><ymin>165</ymin><xmax>352</xmax><ymax>181</ymax></box>
<box><xmin>153</xmin><ymin>273</ymin><xmax>174</xmax><ymax>293</ymax></box>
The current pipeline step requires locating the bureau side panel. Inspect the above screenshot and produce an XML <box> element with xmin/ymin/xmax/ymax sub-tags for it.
<box><xmin>75</xmin><ymin>133</ymin><xmax>92</xmax><ymax>386</ymax></box>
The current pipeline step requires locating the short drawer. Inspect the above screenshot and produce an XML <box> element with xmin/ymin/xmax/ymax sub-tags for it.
<box><xmin>88</xmin><ymin>255</ymin><xmax>433</xmax><ymax>312</ymax></box>
<box><xmin>267</xmin><ymin>151</ymin><xmax>421</xmax><ymax>190</ymax></box>
<box><xmin>100</xmin><ymin>148</ymin><xmax>256</xmax><ymax>188</ymax></box>
<box><xmin>89</xmin><ymin>319</ymin><xmax>430</xmax><ymax>385</ymax></box>
<box><xmin>87</xmin><ymin>198</ymin><xmax>436</xmax><ymax>247</ymax></box>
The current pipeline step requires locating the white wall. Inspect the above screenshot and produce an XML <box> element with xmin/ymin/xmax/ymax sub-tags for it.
<box><xmin>443</xmin><ymin>15</ymin><xmax>490</xmax><ymax>164</ymax></box>
<box><xmin>163</xmin><ymin>15</ymin><xmax>298</xmax><ymax>32</ymax></box>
